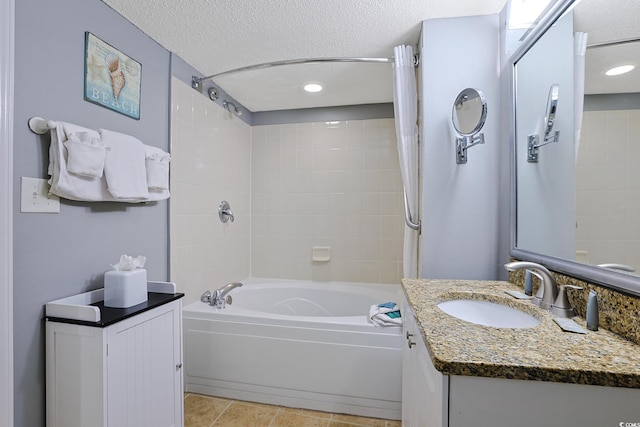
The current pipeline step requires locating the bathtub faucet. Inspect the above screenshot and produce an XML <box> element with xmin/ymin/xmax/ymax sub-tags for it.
<box><xmin>206</xmin><ymin>281</ymin><xmax>243</xmax><ymax>309</ymax></box>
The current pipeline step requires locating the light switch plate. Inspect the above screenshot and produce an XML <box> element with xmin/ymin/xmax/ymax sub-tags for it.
<box><xmin>21</xmin><ymin>177</ymin><xmax>60</xmax><ymax>213</ymax></box>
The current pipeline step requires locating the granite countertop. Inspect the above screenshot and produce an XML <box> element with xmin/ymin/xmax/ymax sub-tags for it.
<box><xmin>401</xmin><ymin>279</ymin><xmax>640</xmax><ymax>388</ymax></box>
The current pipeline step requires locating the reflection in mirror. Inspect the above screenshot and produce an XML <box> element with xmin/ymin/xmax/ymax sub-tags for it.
<box><xmin>543</xmin><ymin>84</ymin><xmax>559</xmax><ymax>135</ymax></box>
<box><xmin>514</xmin><ymin>8</ymin><xmax>575</xmax><ymax>260</ymax></box>
<box><xmin>511</xmin><ymin>0</ymin><xmax>640</xmax><ymax>296</ymax></box>
<box><xmin>452</xmin><ymin>88</ymin><xmax>487</xmax><ymax>164</ymax></box>
<box><xmin>527</xmin><ymin>83</ymin><xmax>560</xmax><ymax>162</ymax></box>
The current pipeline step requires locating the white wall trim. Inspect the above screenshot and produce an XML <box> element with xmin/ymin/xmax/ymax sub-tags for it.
<box><xmin>0</xmin><ymin>0</ymin><xmax>15</xmax><ymax>425</ymax></box>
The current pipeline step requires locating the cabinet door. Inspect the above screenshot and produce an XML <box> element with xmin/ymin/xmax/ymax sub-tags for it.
<box><xmin>106</xmin><ymin>302</ymin><xmax>182</xmax><ymax>427</ymax></box>
<box><xmin>413</xmin><ymin>328</ymin><xmax>447</xmax><ymax>427</ymax></box>
<box><xmin>46</xmin><ymin>322</ymin><xmax>106</xmax><ymax>427</ymax></box>
<box><xmin>402</xmin><ymin>309</ymin><xmax>414</xmax><ymax>425</ymax></box>
<box><xmin>402</xmin><ymin>303</ymin><xmax>448</xmax><ymax>427</ymax></box>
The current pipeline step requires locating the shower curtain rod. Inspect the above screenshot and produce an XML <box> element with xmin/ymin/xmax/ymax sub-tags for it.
<box><xmin>191</xmin><ymin>55</ymin><xmax>419</xmax><ymax>88</ymax></box>
<box><xmin>587</xmin><ymin>37</ymin><xmax>640</xmax><ymax>49</ymax></box>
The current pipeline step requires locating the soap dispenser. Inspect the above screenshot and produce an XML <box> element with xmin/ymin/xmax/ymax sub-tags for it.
<box><xmin>586</xmin><ymin>291</ymin><xmax>599</xmax><ymax>331</ymax></box>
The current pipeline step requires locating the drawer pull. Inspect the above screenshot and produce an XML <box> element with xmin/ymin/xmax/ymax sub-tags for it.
<box><xmin>406</xmin><ymin>331</ymin><xmax>416</xmax><ymax>348</ymax></box>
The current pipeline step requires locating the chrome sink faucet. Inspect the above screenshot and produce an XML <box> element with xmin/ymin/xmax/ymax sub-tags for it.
<box><xmin>201</xmin><ymin>281</ymin><xmax>243</xmax><ymax>308</ymax></box>
<box><xmin>504</xmin><ymin>261</ymin><xmax>558</xmax><ymax>310</ymax></box>
<box><xmin>504</xmin><ymin>262</ymin><xmax>582</xmax><ymax>318</ymax></box>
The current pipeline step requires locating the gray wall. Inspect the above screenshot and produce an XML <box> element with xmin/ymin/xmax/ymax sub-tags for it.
<box><xmin>420</xmin><ymin>14</ymin><xmax>503</xmax><ymax>280</ymax></box>
<box><xmin>13</xmin><ymin>0</ymin><xmax>170</xmax><ymax>425</ymax></box>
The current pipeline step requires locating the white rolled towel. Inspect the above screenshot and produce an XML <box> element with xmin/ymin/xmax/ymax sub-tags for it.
<box><xmin>144</xmin><ymin>145</ymin><xmax>170</xmax><ymax>190</ymax></box>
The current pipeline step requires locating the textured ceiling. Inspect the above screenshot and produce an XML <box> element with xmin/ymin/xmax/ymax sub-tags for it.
<box><xmin>102</xmin><ymin>0</ymin><xmax>640</xmax><ymax>110</ymax></box>
<box><xmin>102</xmin><ymin>0</ymin><xmax>507</xmax><ymax>111</ymax></box>
<box><xmin>574</xmin><ymin>0</ymin><xmax>640</xmax><ymax>94</ymax></box>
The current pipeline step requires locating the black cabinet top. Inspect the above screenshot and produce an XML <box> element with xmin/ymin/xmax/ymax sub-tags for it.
<box><xmin>45</xmin><ymin>292</ymin><xmax>185</xmax><ymax>328</ymax></box>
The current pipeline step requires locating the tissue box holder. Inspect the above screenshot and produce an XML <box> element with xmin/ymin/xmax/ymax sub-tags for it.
<box><xmin>104</xmin><ymin>269</ymin><xmax>148</xmax><ymax>308</ymax></box>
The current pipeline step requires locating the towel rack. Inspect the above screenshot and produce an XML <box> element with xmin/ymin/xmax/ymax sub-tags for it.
<box><xmin>28</xmin><ymin>116</ymin><xmax>58</xmax><ymax>134</ymax></box>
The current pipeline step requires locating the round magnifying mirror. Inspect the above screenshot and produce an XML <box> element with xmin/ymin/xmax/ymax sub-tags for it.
<box><xmin>452</xmin><ymin>88</ymin><xmax>487</xmax><ymax>136</ymax></box>
<box><xmin>543</xmin><ymin>84</ymin><xmax>559</xmax><ymax>135</ymax></box>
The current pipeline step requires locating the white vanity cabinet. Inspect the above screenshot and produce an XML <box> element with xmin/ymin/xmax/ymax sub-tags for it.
<box><xmin>45</xmin><ymin>283</ymin><xmax>184</xmax><ymax>427</ymax></box>
<box><xmin>401</xmin><ymin>300</ymin><xmax>447</xmax><ymax>427</ymax></box>
<box><xmin>401</xmin><ymin>295</ymin><xmax>640</xmax><ymax>427</ymax></box>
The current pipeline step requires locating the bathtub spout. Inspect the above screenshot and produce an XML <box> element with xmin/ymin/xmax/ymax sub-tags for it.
<box><xmin>211</xmin><ymin>281</ymin><xmax>243</xmax><ymax>308</ymax></box>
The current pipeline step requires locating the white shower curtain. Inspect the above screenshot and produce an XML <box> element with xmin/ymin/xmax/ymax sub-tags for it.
<box><xmin>392</xmin><ymin>45</ymin><xmax>419</xmax><ymax>279</ymax></box>
<box><xmin>574</xmin><ymin>32</ymin><xmax>588</xmax><ymax>164</ymax></box>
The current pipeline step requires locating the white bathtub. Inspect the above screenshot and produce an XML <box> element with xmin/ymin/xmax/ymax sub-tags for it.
<box><xmin>182</xmin><ymin>278</ymin><xmax>404</xmax><ymax>420</ymax></box>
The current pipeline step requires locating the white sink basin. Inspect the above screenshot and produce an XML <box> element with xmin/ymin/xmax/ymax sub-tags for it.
<box><xmin>437</xmin><ymin>299</ymin><xmax>540</xmax><ymax>328</ymax></box>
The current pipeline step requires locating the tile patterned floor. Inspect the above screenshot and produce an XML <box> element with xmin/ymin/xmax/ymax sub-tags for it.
<box><xmin>184</xmin><ymin>393</ymin><xmax>402</xmax><ymax>427</ymax></box>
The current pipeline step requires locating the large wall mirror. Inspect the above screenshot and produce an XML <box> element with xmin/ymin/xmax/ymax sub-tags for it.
<box><xmin>510</xmin><ymin>0</ymin><xmax>640</xmax><ymax>296</ymax></box>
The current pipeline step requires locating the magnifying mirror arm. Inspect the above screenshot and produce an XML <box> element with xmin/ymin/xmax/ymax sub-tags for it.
<box><xmin>456</xmin><ymin>133</ymin><xmax>485</xmax><ymax>164</ymax></box>
<box><xmin>528</xmin><ymin>83</ymin><xmax>560</xmax><ymax>163</ymax></box>
<box><xmin>527</xmin><ymin>130</ymin><xmax>559</xmax><ymax>162</ymax></box>
<box><xmin>542</xmin><ymin>129</ymin><xmax>560</xmax><ymax>145</ymax></box>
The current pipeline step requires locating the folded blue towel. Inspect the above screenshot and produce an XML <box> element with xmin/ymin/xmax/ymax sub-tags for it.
<box><xmin>385</xmin><ymin>310</ymin><xmax>401</xmax><ymax>319</ymax></box>
<box><xmin>369</xmin><ymin>302</ymin><xmax>402</xmax><ymax>327</ymax></box>
<box><xmin>377</xmin><ymin>302</ymin><xmax>397</xmax><ymax>309</ymax></box>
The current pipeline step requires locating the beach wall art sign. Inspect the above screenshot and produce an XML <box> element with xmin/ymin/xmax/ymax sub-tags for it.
<box><xmin>84</xmin><ymin>32</ymin><xmax>141</xmax><ymax>120</ymax></box>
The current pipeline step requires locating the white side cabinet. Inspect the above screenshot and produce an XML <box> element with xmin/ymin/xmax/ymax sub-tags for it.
<box><xmin>45</xmin><ymin>284</ymin><xmax>184</xmax><ymax>427</ymax></box>
<box><xmin>402</xmin><ymin>298</ymin><xmax>448</xmax><ymax>427</ymax></box>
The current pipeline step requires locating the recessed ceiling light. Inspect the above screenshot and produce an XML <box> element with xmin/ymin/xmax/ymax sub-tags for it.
<box><xmin>605</xmin><ymin>65</ymin><xmax>635</xmax><ymax>76</ymax></box>
<box><xmin>303</xmin><ymin>83</ymin><xmax>323</xmax><ymax>93</ymax></box>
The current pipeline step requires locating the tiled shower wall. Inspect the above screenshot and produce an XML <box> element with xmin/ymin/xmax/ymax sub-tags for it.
<box><xmin>251</xmin><ymin>120</ymin><xmax>404</xmax><ymax>284</ymax></box>
<box><xmin>576</xmin><ymin>109</ymin><xmax>640</xmax><ymax>271</ymax></box>
<box><xmin>170</xmin><ymin>78</ymin><xmax>404</xmax><ymax>296</ymax></box>
<box><xmin>170</xmin><ymin>78</ymin><xmax>251</xmax><ymax>303</ymax></box>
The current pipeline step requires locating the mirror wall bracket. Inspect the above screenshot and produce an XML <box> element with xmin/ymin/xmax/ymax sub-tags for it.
<box><xmin>527</xmin><ymin>84</ymin><xmax>560</xmax><ymax>162</ymax></box>
<box><xmin>527</xmin><ymin>130</ymin><xmax>560</xmax><ymax>162</ymax></box>
<box><xmin>456</xmin><ymin>134</ymin><xmax>485</xmax><ymax>164</ymax></box>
